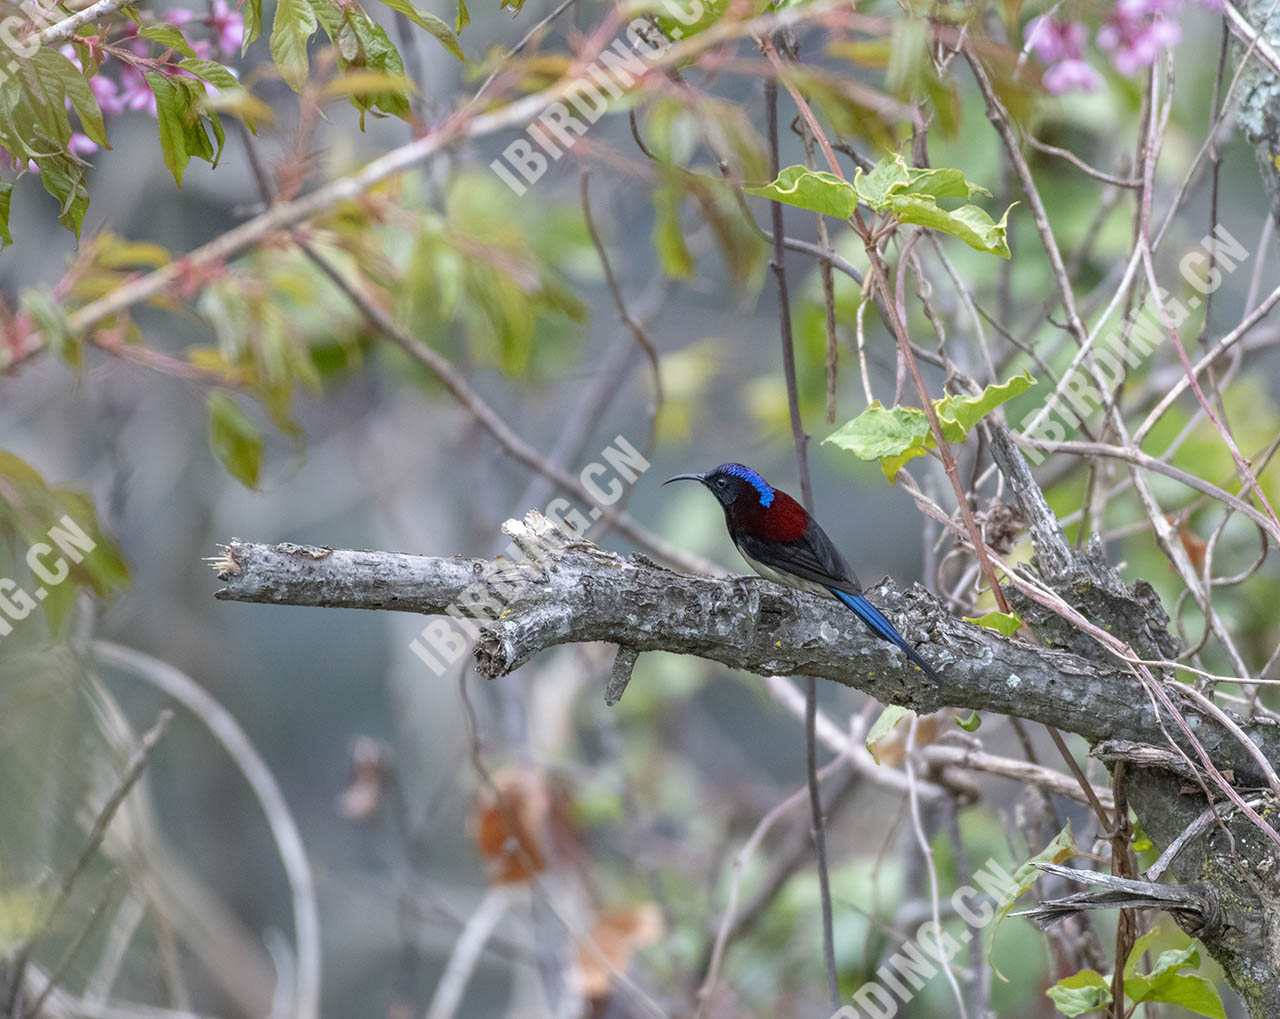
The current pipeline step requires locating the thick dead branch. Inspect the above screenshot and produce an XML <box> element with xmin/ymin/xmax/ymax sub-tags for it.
<box><xmin>211</xmin><ymin>516</ymin><xmax>1280</xmax><ymax>790</ymax></box>
<box><xmin>1016</xmin><ymin>863</ymin><xmax>1225</xmax><ymax>939</ymax></box>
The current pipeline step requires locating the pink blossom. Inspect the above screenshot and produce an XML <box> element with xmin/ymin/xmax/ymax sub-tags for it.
<box><xmin>207</xmin><ymin>0</ymin><xmax>244</xmax><ymax>57</ymax></box>
<box><xmin>68</xmin><ymin>132</ymin><xmax>97</xmax><ymax>156</ymax></box>
<box><xmin>118</xmin><ymin>64</ymin><xmax>158</xmax><ymax>116</ymax></box>
<box><xmin>0</xmin><ymin>147</ymin><xmax>39</xmax><ymax>174</ymax></box>
<box><xmin>1043</xmin><ymin>58</ymin><xmax>1105</xmax><ymax>94</ymax></box>
<box><xmin>1098</xmin><ymin>12</ymin><xmax>1180</xmax><ymax>75</ymax></box>
<box><xmin>89</xmin><ymin>73</ymin><xmax>125</xmax><ymax>116</ymax></box>
<box><xmin>1025</xmin><ymin>15</ymin><xmax>1088</xmax><ymax>63</ymax></box>
<box><xmin>165</xmin><ymin>7</ymin><xmax>194</xmax><ymax>24</ymax></box>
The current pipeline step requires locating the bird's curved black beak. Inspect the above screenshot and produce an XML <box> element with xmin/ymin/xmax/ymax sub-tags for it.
<box><xmin>663</xmin><ymin>472</ymin><xmax>706</xmax><ymax>487</ymax></box>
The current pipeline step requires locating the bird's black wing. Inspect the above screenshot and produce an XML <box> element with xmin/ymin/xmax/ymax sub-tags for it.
<box><xmin>733</xmin><ymin>518</ymin><xmax>862</xmax><ymax>594</ymax></box>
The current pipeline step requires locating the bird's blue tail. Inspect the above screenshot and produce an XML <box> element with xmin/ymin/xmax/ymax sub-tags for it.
<box><xmin>831</xmin><ymin>588</ymin><xmax>941</xmax><ymax>684</ymax></box>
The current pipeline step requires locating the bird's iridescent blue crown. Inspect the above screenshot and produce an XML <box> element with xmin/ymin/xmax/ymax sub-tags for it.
<box><xmin>716</xmin><ymin>463</ymin><xmax>774</xmax><ymax>507</ymax></box>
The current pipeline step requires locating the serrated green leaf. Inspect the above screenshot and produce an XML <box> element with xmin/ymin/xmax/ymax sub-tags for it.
<box><xmin>744</xmin><ymin>164</ymin><xmax>859</xmax><ymax>219</ymax></box>
<box><xmin>271</xmin><ymin>0</ymin><xmax>318</xmax><ymax>91</ymax></box>
<box><xmin>140</xmin><ymin>23</ymin><xmax>199</xmax><ymax>58</ymax></box>
<box><xmin>1046</xmin><ymin>970</ymin><xmax>1111</xmax><ymax>1016</ymax></box>
<box><xmin>373</xmin><ymin>0</ymin><xmax>463</xmax><ymax>60</ymax></box>
<box><xmin>964</xmin><ymin>610</ymin><xmax>1023</xmax><ymax>637</ymax></box>
<box><xmin>0</xmin><ymin>179</ymin><xmax>11</xmax><ymax>249</ymax></box>
<box><xmin>865</xmin><ymin>704</ymin><xmax>912</xmax><ymax>764</ymax></box>
<box><xmin>146</xmin><ymin>72</ymin><xmax>190</xmax><ymax>186</ymax></box>
<box><xmin>207</xmin><ymin>391</ymin><xmax>263</xmax><ymax>488</ymax></box>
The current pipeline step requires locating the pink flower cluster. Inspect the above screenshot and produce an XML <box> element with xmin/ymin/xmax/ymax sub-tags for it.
<box><xmin>1028</xmin><ymin>0</ymin><xmax>1225</xmax><ymax>95</ymax></box>
<box><xmin>1</xmin><ymin>2</ymin><xmax>244</xmax><ymax>173</ymax></box>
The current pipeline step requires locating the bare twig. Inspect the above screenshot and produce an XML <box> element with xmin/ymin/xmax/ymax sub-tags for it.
<box><xmin>5</xmin><ymin>712</ymin><xmax>171</xmax><ymax>1016</ymax></box>
<box><xmin>90</xmin><ymin>642</ymin><xmax>322</xmax><ymax>1019</ymax></box>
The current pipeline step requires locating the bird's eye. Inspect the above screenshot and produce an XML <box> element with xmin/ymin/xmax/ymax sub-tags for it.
<box><xmin>716</xmin><ymin>477</ymin><xmax>727</xmax><ymax>488</ymax></box>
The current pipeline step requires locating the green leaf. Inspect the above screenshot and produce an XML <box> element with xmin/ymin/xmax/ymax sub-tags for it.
<box><xmin>336</xmin><ymin>7</ymin><xmax>412</xmax><ymax>122</ymax></box>
<box><xmin>1046</xmin><ymin>970</ymin><xmax>1111</xmax><ymax>1016</ymax></box>
<box><xmin>373</xmin><ymin>0</ymin><xmax>463</xmax><ymax>60</ymax></box>
<box><xmin>0</xmin><ymin>179</ymin><xmax>12</xmax><ymax>249</ymax></box>
<box><xmin>852</xmin><ymin>154</ymin><xmax>909</xmax><ymax>207</ymax></box>
<box><xmin>0</xmin><ymin>883</ymin><xmax>48</xmax><ymax>957</ymax></box>
<box><xmin>824</xmin><ymin>401</ymin><xmax>929</xmax><ymax>480</ymax></box>
<box><xmin>849</xmin><ymin>153</ymin><xmax>1012</xmax><ymax>256</ymax></box>
<box><xmin>180</xmin><ymin>58</ymin><xmax>260</xmax><ymax>132</ymax></box>
<box><xmin>0</xmin><ymin>453</ymin><xmax>130</xmax><ymax>629</ymax></box>
<box><xmin>454</xmin><ymin>0</ymin><xmax>468</xmax><ymax>32</ymax></box>
<box><xmin>744</xmin><ymin>164</ymin><xmax>859</xmax><ymax>219</ymax></box>
<box><xmin>865</xmin><ymin>704</ymin><xmax>912</xmax><ymax>764</ymax></box>
<box><xmin>140</xmin><ymin>23</ymin><xmax>199</xmax><ymax>58</ymax></box>
<box><xmin>179</xmin><ymin>58</ymin><xmax>242</xmax><ymax>93</ymax></box>
<box><xmin>1122</xmin><ymin>929</ymin><xmax>1226</xmax><ymax>1018</ymax></box>
<box><xmin>242</xmin><ymin>0</ymin><xmax>263</xmax><ymax>48</ymax></box>
<box><xmin>19</xmin><ymin>288</ymin><xmax>77</xmax><ymax>369</ymax></box>
<box><xmin>1129</xmin><ymin>972</ymin><xmax>1226</xmax><ymax>1018</ymax></box>
<box><xmin>956</xmin><ymin>709</ymin><xmax>982</xmax><ymax>732</ymax></box>
<box><xmin>987</xmin><ymin>823</ymin><xmax>1076</xmax><ymax>980</ymax></box>
<box><xmin>33</xmin><ymin>49</ymin><xmax>107</xmax><ymax>146</ymax></box>
<box><xmin>935</xmin><ymin>371</ymin><xmax>1034</xmax><ymax>441</ymax></box>
<box><xmin>888</xmin><ymin>193</ymin><xmax>1013</xmax><ymax>257</ymax></box>
<box><xmin>653</xmin><ymin>176</ymin><xmax>693</xmax><ymax>278</ymax></box>
<box><xmin>271</xmin><ymin>0</ymin><xmax>319</xmax><ymax>91</ymax></box>
<box><xmin>824</xmin><ymin>374</ymin><xmax>1035</xmax><ymax>481</ymax></box>
<box><xmin>146</xmin><ymin>72</ymin><xmax>191</xmax><ymax>186</ymax></box>
<box><xmin>35</xmin><ymin>156</ymin><xmax>90</xmax><ymax>240</ymax></box>
<box><xmin>964</xmin><ymin>610</ymin><xmax>1023</xmax><ymax>637</ymax></box>
<box><xmin>207</xmin><ymin>392</ymin><xmax>263</xmax><ymax>488</ymax></box>
<box><xmin>901</xmin><ymin>166</ymin><xmax>989</xmax><ymax>201</ymax></box>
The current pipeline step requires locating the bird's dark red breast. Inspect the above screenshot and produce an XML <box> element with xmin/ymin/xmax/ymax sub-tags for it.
<box><xmin>731</xmin><ymin>488</ymin><xmax>809</xmax><ymax>542</ymax></box>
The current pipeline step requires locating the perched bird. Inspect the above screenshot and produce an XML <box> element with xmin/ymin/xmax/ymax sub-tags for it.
<box><xmin>663</xmin><ymin>462</ymin><xmax>941</xmax><ymax>684</ymax></box>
